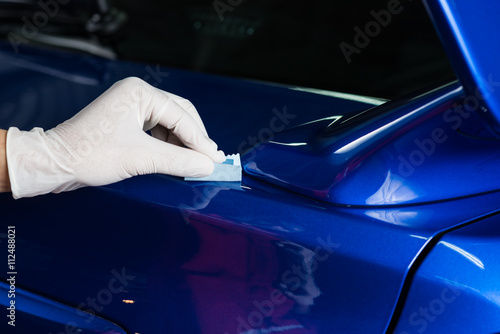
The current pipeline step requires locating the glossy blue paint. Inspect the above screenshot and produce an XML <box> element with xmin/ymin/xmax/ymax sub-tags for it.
<box><xmin>1</xmin><ymin>5</ymin><xmax>500</xmax><ymax>332</ymax></box>
<box><xmin>393</xmin><ymin>213</ymin><xmax>500</xmax><ymax>333</ymax></box>
<box><xmin>243</xmin><ymin>82</ymin><xmax>500</xmax><ymax>205</ymax></box>
<box><xmin>423</xmin><ymin>0</ymin><xmax>500</xmax><ymax>134</ymax></box>
<box><xmin>0</xmin><ymin>282</ymin><xmax>126</xmax><ymax>333</ymax></box>
<box><xmin>0</xmin><ymin>40</ymin><xmax>500</xmax><ymax>331</ymax></box>
<box><xmin>3</xmin><ymin>176</ymin><xmax>500</xmax><ymax>333</ymax></box>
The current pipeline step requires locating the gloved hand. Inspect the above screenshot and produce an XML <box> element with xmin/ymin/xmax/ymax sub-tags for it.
<box><xmin>6</xmin><ymin>77</ymin><xmax>225</xmax><ymax>199</ymax></box>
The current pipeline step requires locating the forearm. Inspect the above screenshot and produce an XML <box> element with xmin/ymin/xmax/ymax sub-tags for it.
<box><xmin>0</xmin><ymin>129</ymin><xmax>11</xmax><ymax>193</ymax></box>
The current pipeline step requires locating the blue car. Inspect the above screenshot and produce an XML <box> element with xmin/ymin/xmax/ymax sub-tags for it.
<box><xmin>1</xmin><ymin>0</ymin><xmax>500</xmax><ymax>333</ymax></box>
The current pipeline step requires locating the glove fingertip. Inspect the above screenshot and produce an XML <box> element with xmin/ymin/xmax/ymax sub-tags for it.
<box><xmin>214</xmin><ymin>150</ymin><xmax>226</xmax><ymax>163</ymax></box>
<box><xmin>185</xmin><ymin>154</ymin><xmax>215</xmax><ymax>177</ymax></box>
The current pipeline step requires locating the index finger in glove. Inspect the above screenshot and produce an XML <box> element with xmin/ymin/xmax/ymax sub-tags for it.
<box><xmin>161</xmin><ymin>91</ymin><xmax>209</xmax><ymax>137</ymax></box>
<box><xmin>147</xmin><ymin>87</ymin><xmax>225</xmax><ymax>163</ymax></box>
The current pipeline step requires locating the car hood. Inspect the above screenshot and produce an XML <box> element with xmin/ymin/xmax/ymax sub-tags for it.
<box><xmin>2</xmin><ymin>43</ymin><xmax>500</xmax><ymax>333</ymax></box>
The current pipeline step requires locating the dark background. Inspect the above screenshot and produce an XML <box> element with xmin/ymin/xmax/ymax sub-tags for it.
<box><xmin>0</xmin><ymin>0</ymin><xmax>457</xmax><ymax>99</ymax></box>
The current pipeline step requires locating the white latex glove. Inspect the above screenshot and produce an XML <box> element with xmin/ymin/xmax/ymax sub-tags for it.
<box><xmin>6</xmin><ymin>77</ymin><xmax>225</xmax><ymax>199</ymax></box>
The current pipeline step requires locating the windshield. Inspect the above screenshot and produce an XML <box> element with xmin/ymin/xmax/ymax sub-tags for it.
<box><xmin>0</xmin><ymin>0</ymin><xmax>456</xmax><ymax>99</ymax></box>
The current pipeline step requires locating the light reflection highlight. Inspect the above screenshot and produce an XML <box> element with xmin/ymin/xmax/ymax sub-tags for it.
<box><xmin>366</xmin><ymin>171</ymin><xmax>418</xmax><ymax>205</ymax></box>
<box><xmin>268</xmin><ymin>141</ymin><xmax>308</xmax><ymax>147</ymax></box>
<box><xmin>290</xmin><ymin>87</ymin><xmax>386</xmax><ymax>105</ymax></box>
<box><xmin>297</xmin><ymin>115</ymin><xmax>343</xmax><ymax>127</ymax></box>
<box><xmin>409</xmin><ymin>234</ymin><xmax>427</xmax><ymax>240</ymax></box>
<box><xmin>365</xmin><ymin>210</ymin><xmax>418</xmax><ymax>226</ymax></box>
<box><xmin>441</xmin><ymin>241</ymin><xmax>484</xmax><ymax>269</ymax></box>
<box><xmin>333</xmin><ymin>87</ymin><xmax>462</xmax><ymax>155</ymax></box>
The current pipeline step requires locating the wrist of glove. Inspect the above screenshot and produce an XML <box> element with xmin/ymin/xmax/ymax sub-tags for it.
<box><xmin>6</xmin><ymin>77</ymin><xmax>225</xmax><ymax>199</ymax></box>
